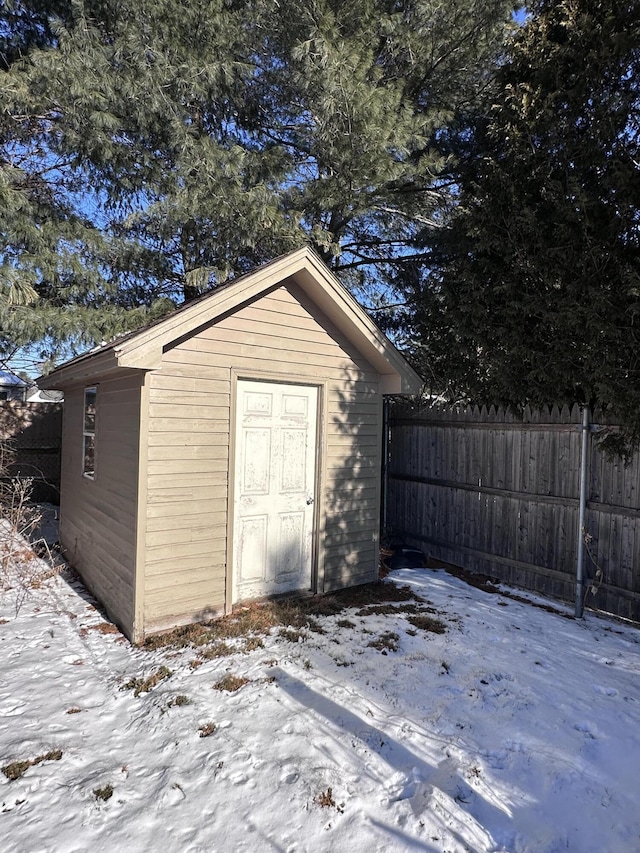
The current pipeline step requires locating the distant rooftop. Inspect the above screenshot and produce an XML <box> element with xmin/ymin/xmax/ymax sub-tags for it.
<box><xmin>0</xmin><ymin>370</ymin><xmax>28</xmax><ymax>386</ymax></box>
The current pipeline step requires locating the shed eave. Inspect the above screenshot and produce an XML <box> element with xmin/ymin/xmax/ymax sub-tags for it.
<box><xmin>37</xmin><ymin>349</ymin><xmax>121</xmax><ymax>389</ymax></box>
<box><xmin>115</xmin><ymin>345</ymin><xmax>163</xmax><ymax>371</ymax></box>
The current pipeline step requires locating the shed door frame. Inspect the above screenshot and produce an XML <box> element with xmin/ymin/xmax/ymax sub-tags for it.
<box><xmin>226</xmin><ymin>370</ymin><xmax>327</xmax><ymax>613</ymax></box>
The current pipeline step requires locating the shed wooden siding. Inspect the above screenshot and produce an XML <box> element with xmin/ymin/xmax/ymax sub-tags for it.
<box><xmin>142</xmin><ymin>281</ymin><xmax>381</xmax><ymax>628</ymax></box>
<box><xmin>59</xmin><ymin>372</ymin><xmax>142</xmax><ymax>632</ymax></box>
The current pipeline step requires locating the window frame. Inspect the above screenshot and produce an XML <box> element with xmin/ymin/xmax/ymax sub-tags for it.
<box><xmin>82</xmin><ymin>386</ymin><xmax>97</xmax><ymax>479</ymax></box>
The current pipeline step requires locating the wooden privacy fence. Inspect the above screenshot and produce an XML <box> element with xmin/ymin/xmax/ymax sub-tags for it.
<box><xmin>387</xmin><ymin>404</ymin><xmax>640</xmax><ymax>623</ymax></box>
<box><xmin>0</xmin><ymin>402</ymin><xmax>62</xmax><ymax>503</ymax></box>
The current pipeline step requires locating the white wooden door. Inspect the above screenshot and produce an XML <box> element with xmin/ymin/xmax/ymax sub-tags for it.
<box><xmin>233</xmin><ymin>380</ymin><xmax>318</xmax><ymax>602</ymax></box>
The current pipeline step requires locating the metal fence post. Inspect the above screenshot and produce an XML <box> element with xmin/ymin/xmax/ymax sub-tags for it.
<box><xmin>575</xmin><ymin>405</ymin><xmax>590</xmax><ymax>618</ymax></box>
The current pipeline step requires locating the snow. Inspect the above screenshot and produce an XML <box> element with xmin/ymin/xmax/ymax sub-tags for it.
<box><xmin>1</xmin><ymin>546</ymin><xmax>640</xmax><ymax>852</ymax></box>
<box><xmin>25</xmin><ymin>389</ymin><xmax>63</xmax><ymax>403</ymax></box>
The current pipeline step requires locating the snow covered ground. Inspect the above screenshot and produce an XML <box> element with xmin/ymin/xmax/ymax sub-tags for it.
<box><xmin>1</xmin><ymin>546</ymin><xmax>640</xmax><ymax>852</ymax></box>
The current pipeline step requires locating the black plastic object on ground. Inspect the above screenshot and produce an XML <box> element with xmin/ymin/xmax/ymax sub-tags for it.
<box><xmin>381</xmin><ymin>537</ymin><xmax>426</xmax><ymax>571</ymax></box>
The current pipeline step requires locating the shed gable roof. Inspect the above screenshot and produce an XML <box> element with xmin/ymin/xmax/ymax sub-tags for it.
<box><xmin>40</xmin><ymin>248</ymin><xmax>422</xmax><ymax>394</ymax></box>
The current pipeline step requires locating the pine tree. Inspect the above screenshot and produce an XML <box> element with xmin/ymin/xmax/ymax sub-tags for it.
<box><xmin>0</xmin><ymin>0</ymin><xmax>175</xmax><ymax>366</ymax></box>
<box><xmin>1</xmin><ymin>0</ymin><xmax>516</xmax><ymax>365</ymax></box>
<box><xmin>416</xmin><ymin>0</ymin><xmax>640</xmax><ymax>450</ymax></box>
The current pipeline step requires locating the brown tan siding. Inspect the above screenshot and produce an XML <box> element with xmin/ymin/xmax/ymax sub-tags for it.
<box><xmin>143</xmin><ymin>282</ymin><xmax>381</xmax><ymax>627</ymax></box>
<box><xmin>143</xmin><ymin>360</ymin><xmax>230</xmax><ymax>628</ymax></box>
<box><xmin>59</xmin><ymin>372</ymin><xmax>142</xmax><ymax>635</ymax></box>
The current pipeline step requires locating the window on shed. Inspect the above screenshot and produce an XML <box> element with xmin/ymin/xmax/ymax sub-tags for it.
<box><xmin>83</xmin><ymin>387</ymin><xmax>97</xmax><ymax>478</ymax></box>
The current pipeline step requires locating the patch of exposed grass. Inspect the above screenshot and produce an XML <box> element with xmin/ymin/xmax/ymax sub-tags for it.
<box><xmin>440</xmin><ymin>563</ymin><xmax>501</xmax><ymax>594</ymax></box>
<box><xmin>143</xmin><ymin>622</ymin><xmax>213</xmax><ymax>650</ymax></box>
<box><xmin>407</xmin><ymin>615</ymin><xmax>447</xmax><ymax>634</ymax></box>
<box><xmin>218</xmin><ymin>605</ymin><xmax>285</xmax><ymax>637</ymax></box>
<box><xmin>142</xmin><ymin>583</ymin><xmax>423</xmax><ymax>650</ymax></box>
<box><xmin>169</xmin><ymin>694</ymin><xmax>191</xmax><ymax>707</ymax></box>
<box><xmin>308</xmin><ymin>581</ymin><xmax>420</xmax><ymax>614</ymax></box>
<box><xmin>362</xmin><ymin>604</ymin><xmax>391</xmax><ymax>617</ymax></box>
<box><xmin>316</xmin><ymin>787</ymin><xmax>344</xmax><ymax>812</ymax></box>
<box><xmin>34</xmin><ymin>749</ymin><xmax>61</xmax><ymax>764</ymax></box>
<box><xmin>2</xmin><ymin>750</ymin><xmax>63</xmax><ymax>781</ymax></box>
<box><xmin>122</xmin><ymin>665</ymin><xmax>172</xmax><ymax>697</ymax></box>
<box><xmin>90</xmin><ymin>622</ymin><xmax>120</xmax><ymax>635</ymax></box>
<box><xmin>279</xmin><ymin>627</ymin><xmax>304</xmax><ymax>643</ymax></box>
<box><xmin>336</xmin><ymin>618</ymin><xmax>356</xmax><ymax>629</ymax></box>
<box><xmin>356</xmin><ymin>602</ymin><xmax>422</xmax><ymax>617</ymax></box>
<box><xmin>2</xmin><ymin>760</ymin><xmax>30</xmax><ymax>782</ymax></box>
<box><xmin>213</xmin><ymin>674</ymin><xmax>249</xmax><ymax>693</ymax></box>
<box><xmin>317</xmin><ymin>787</ymin><xmax>336</xmax><ymax>808</ymax></box>
<box><xmin>93</xmin><ymin>784</ymin><xmax>113</xmax><ymax>802</ymax></box>
<box><xmin>200</xmin><ymin>641</ymin><xmax>235</xmax><ymax>660</ymax></box>
<box><xmin>367</xmin><ymin>631</ymin><xmax>400</xmax><ymax>653</ymax></box>
<box><xmin>193</xmin><ymin>635</ymin><xmax>265</xmax><ymax>664</ymax></box>
<box><xmin>198</xmin><ymin>722</ymin><xmax>217</xmax><ymax>738</ymax></box>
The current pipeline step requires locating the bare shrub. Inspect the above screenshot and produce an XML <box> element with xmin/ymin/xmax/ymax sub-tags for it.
<box><xmin>0</xmin><ymin>441</ymin><xmax>58</xmax><ymax>613</ymax></box>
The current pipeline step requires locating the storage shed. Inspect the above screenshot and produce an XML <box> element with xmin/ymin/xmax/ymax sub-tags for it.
<box><xmin>39</xmin><ymin>248</ymin><xmax>422</xmax><ymax>641</ymax></box>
